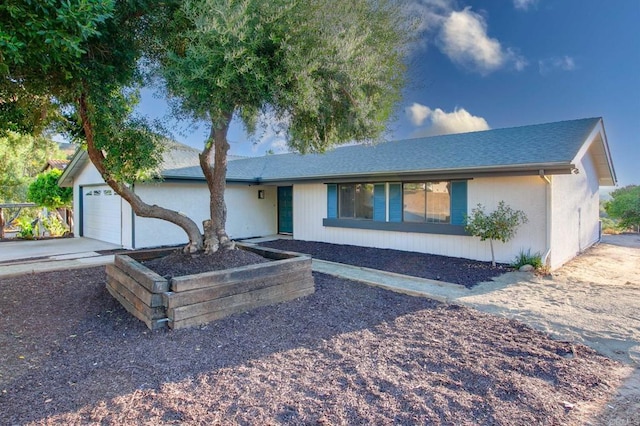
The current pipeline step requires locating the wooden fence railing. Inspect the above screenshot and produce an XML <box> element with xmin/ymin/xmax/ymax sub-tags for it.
<box><xmin>0</xmin><ymin>203</ymin><xmax>37</xmax><ymax>239</ymax></box>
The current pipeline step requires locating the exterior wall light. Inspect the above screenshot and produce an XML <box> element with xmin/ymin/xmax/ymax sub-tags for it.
<box><xmin>258</xmin><ymin>190</ymin><xmax>265</xmax><ymax>199</ymax></box>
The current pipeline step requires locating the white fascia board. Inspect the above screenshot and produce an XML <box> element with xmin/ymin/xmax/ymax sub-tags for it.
<box><xmin>57</xmin><ymin>149</ymin><xmax>89</xmax><ymax>187</ymax></box>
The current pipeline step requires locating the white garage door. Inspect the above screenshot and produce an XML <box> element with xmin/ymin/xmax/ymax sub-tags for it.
<box><xmin>82</xmin><ymin>185</ymin><xmax>122</xmax><ymax>245</ymax></box>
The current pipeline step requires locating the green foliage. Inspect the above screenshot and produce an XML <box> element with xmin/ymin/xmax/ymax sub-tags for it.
<box><xmin>158</xmin><ymin>0</ymin><xmax>411</xmax><ymax>153</ymax></box>
<box><xmin>15</xmin><ymin>216</ymin><xmax>35</xmax><ymax>239</ymax></box>
<box><xmin>0</xmin><ymin>0</ymin><xmax>116</xmax><ymax>134</ymax></box>
<box><xmin>42</xmin><ymin>215</ymin><xmax>69</xmax><ymax>237</ymax></box>
<box><xmin>465</xmin><ymin>201</ymin><xmax>528</xmax><ymax>243</ymax></box>
<box><xmin>0</xmin><ymin>0</ymin><xmax>114</xmax><ymax>72</ymax></box>
<box><xmin>512</xmin><ymin>249</ymin><xmax>543</xmax><ymax>269</ymax></box>
<box><xmin>465</xmin><ymin>201</ymin><xmax>528</xmax><ymax>266</ymax></box>
<box><xmin>0</xmin><ymin>131</ymin><xmax>63</xmax><ymax>202</ymax></box>
<box><xmin>27</xmin><ymin>169</ymin><xmax>73</xmax><ymax>209</ymax></box>
<box><xmin>600</xmin><ymin>217</ymin><xmax>621</xmax><ymax>234</ymax></box>
<box><xmin>85</xmin><ymin>89</ymin><xmax>166</xmax><ymax>183</ymax></box>
<box><xmin>605</xmin><ymin>185</ymin><xmax>640</xmax><ymax>231</ymax></box>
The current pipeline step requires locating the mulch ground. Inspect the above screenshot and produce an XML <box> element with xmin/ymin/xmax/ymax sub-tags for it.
<box><xmin>258</xmin><ymin>239</ymin><xmax>510</xmax><ymax>288</ymax></box>
<box><xmin>142</xmin><ymin>248</ymin><xmax>270</xmax><ymax>279</ymax></box>
<box><xmin>0</xmin><ymin>261</ymin><xmax>624</xmax><ymax>425</ymax></box>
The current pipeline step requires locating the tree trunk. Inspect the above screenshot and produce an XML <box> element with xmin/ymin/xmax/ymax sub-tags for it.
<box><xmin>78</xmin><ymin>93</ymin><xmax>204</xmax><ymax>253</ymax></box>
<box><xmin>489</xmin><ymin>239</ymin><xmax>496</xmax><ymax>267</ymax></box>
<box><xmin>199</xmin><ymin>112</ymin><xmax>234</xmax><ymax>254</ymax></box>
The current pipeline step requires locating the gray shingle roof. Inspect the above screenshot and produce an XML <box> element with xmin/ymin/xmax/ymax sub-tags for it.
<box><xmin>162</xmin><ymin>117</ymin><xmax>602</xmax><ymax>182</ymax></box>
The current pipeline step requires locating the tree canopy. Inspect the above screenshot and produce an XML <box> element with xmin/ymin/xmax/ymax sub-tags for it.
<box><xmin>27</xmin><ymin>168</ymin><xmax>73</xmax><ymax>210</ymax></box>
<box><xmin>1</xmin><ymin>0</ymin><xmax>413</xmax><ymax>254</ymax></box>
<box><xmin>605</xmin><ymin>185</ymin><xmax>640</xmax><ymax>231</ymax></box>
<box><xmin>154</xmin><ymin>0</ymin><xmax>412</xmax><ymax>252</ymax></box>
<box><xmin>0</xmin><ymin>131</ymin><xmax>63</xmax><ymax>202</ymax></box>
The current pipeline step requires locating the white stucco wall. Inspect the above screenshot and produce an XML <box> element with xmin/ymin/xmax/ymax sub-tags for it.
<box><xmin>132</xmin><ymin>182</ymin><xmax>277</xmax><ymax>249</ymax></box>
<box><xmin>293</xmin><ymin>176</ymin><xmax>547</xmax><ymax>264</ymax></box>
<box><xmin>70</xmin><ymin>160</ymin><xmax>277</xmax><ymax>249</ymax></box>
<box><xmin>549</xmin><ymin>150</ymin><xmax>601</xmax><ymax>269</ymax></box>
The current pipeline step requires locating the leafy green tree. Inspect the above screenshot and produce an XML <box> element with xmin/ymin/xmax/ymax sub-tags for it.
<box><xmin>155</xmin><ymin>0</ymin><xmax>411</xmax><ymax>253</ymax></box>
<box><xmin>605</xmin><ymin>185</ymin><xmax>640</xmax><ymax>232</ymax></box>
<box><xmin>2</xmin><ymin>0</ymin><xmax>412</xmax><ymax>254</ymax></box>
<box><xmin>465</xmin><ymin>201</ymin><xmax>528</xmax><ymax>266</ymax></box>
<box><xmin>1</xmin><ymin>0</ymin><xmax>207</xmax><ymax>252</ymax></box>
<box><xmin>0</xmin><ymin>131</ymin><xmax>62</xmax><ymax>202</ymax></box>
<box><xmin>27</xmin><ymin>169</ymin><xmax>73</xmax><ymax>210</ymax></box>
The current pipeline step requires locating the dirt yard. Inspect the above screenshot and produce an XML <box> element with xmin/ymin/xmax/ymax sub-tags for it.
<box><xmin>456</xmin><ymin>233</ymin><xmax>640</xmax><ymax>424</ymax></box>
<box><xmin>1</xmin><ymin>235</ymin><xmax>638</xmax><ymax>424</ymax></box>
<box><xmin>0</xmin><ymin>268</ymin><xmax>628</xmax><ymax>424</ymax></box>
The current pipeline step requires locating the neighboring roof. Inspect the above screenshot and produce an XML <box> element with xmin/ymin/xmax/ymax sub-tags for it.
<box><xmin>59</xmin><ymin>118</ymin><xmax>617</xmax><ymax>187</ymax></box>
<box><xmin>41</xmin><ymin>159</ymin><xmax>69</xmax><ymax>172</ymax></box>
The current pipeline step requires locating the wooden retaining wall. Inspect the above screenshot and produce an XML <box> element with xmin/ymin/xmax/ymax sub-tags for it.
<box><xmin>105</xmin><ymin>244</ymin><xmax>314</xmax><ymax>330</ymax></box>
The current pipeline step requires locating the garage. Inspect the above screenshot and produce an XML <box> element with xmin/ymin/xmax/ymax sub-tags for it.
<box><xmin>81</xmin><ymin>185</ymin><xmax>122</xmax><ymax>245</ymax></box>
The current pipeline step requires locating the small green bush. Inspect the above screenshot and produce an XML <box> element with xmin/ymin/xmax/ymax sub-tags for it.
<box><xmin>42</xmin><ymin>215</ymin><xmax>69</xmax><ymax>237</ymax></box>
<box><xmin>16</xmin><ymin>217</ymin><xmax>35</xmax><ymax>240</ymax></box>
<box><xmin>512</xmin><ymin>249</ymin><xmax>543</xmax><ymax>269</ymax></box>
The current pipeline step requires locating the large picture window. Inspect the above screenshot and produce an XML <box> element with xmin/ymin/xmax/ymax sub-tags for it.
<box><xmin>403</xmin><ymin>181</ymin><xmax>451</xmax><ymax>223</ymax></box>
<box><xmin>339</xmin><ymin>183</ymin><xmax>374</xmax><ymax>219</ymax></box>
<box><xmin>325</xmin><ymin>180</ymin><xmax>467</xmax><ymax>235</ymax></box>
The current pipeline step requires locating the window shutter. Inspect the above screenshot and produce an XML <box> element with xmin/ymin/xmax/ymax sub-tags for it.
<box><xmin>327</xmin><ymin>184</ymin><xmax>337</xmax><ymax>218</ymax></box>
<box><xmin>450</xmin><ymin>181</ymin><xmax>468</xmax><ymax>225</ymax></box>
<box><xmin>373</xmin><ymin>184</ymin><xmax>386</xmax><ymax>221</ymax></box>
<box><xmin>388</xmin><ymin>183</ymin><xmax>402</xmax><ymax>222</ymax></box>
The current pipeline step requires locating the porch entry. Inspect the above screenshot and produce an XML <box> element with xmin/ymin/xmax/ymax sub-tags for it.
<box><xmin>277</xmin><ymin>186</ymin><xmax>293</xmax><ymax>234</ymax></box>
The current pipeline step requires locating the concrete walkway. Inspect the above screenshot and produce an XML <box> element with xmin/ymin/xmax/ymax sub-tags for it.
<box><xmin>312</xmin><ymin>259</ymin><xmax>471</xmax><ymax>301</ymax></box>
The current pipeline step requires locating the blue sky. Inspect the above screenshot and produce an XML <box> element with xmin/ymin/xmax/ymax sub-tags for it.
<box><xmin>137</xmin><ymin>0</ymin><xmax>640</xmax><ymax>187</ymax></box>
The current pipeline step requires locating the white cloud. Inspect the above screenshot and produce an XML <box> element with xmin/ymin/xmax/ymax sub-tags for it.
<box><xmin>406</xmin><ymin>103</ymin><xmax>490</xmax><ymax>137</ymax></box>
<box><xmin>438</xmin><ymin>7</ymin><xmax>526</xmax><ymax>74</ymax></box>
<box><xmin>406</xmin><ymin>102</ymin><xmax>432</xmax><ymax>126</ymax></box>
<box><xmin>513</xmin><ymin>0</ymin><xmax>537</xmax><ymax>10</ymax></box>
<box><xmin>403</xmin><ymin>0</ymin><xmax>453</xmax><ymax>34</ymax></box>
<box><xmin>538</xmin><ymin>55</ymin><xmax>576</xmax><ymax>75</ymax></box>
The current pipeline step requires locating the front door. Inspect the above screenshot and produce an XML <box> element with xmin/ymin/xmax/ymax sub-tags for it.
<box><xmin>278</xmin><ymin>186</ymin><xmax>293</xmax><ymax>234</ymax></box>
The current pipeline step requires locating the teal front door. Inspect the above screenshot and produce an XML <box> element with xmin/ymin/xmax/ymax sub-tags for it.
<box><xmin>278</xmin><ymin>186</ymin><xmax>293</xmax><ymax>234</ymax></box>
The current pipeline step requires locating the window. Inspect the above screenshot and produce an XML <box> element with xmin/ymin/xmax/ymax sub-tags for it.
<box><xmin>339</xmin><ymin>183</ymin><xmax>374</xmax><ymax>219</ymax></box>
<box><xmin>403</xmin><ymin>181</ymin><xmax>451</xmax><ymax>223</ymax></box>
<box><xmin>325</xmin><ymin>180</ymin><xmax>467</xmax><ymax>235</ymax></box>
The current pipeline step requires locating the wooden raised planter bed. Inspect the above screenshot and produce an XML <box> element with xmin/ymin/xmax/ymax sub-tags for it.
<box><xmin>105</xmin><ymin>243</ymin><xmax>314</xmax><ymax>330</ymax></box>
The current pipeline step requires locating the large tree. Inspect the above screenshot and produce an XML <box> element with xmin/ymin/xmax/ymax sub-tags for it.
<box><xmin>605</xmin><ymin>185</ymin><xmax>640</xmax><ymax>232</ymax></box>
<box><xmin>155</xmin><ymin>0</ymin><xmax>411</xmax><ymax>253</ymax></box>
<box><xmin>2</xmin><ymin>0</ymin><xmax>412</xmax><ymax>254</ymax></box>
<box><xmin>1</xmin><ymin>0</ymin><xmax>206</xmax><ymax>252</ymax></box>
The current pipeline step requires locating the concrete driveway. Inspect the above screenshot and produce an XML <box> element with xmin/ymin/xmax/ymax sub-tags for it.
<box><xmin>0</xmin><ymin>237</ymin><xmax>120</xmax><ymax>263</ymax></box>
<box><xmin>0</xmin><ymin>237</ymin><xmax>121</xmax><ymax>277</ymax></box>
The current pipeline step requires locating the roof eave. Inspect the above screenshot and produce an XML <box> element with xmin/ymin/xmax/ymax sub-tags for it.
<box><xmin>571</xmin><ymin>118</ymin><xmax>617</xmax><ymax>186</ymax></box>
<box><xmin>57</xmin><ymin>149</ymin><xmax>88</xmax><ymax>187</ymax></box>
<box><xmin>255</xmin><ymin>162</ymin><xmax>576</xmax><ymax>184</ymax></box>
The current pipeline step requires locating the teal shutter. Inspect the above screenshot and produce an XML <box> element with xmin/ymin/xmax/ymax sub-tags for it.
<box><xmin>373</xmin><ymin>184</ymin><xmax>386</xmax><ymax>221</ymax></box>
<box><xmin>327</xmin><ymin>184</ymin><xmax>337</xmax><ymax>218</ymax></box>
<box><xmin>450</xmin><ymin>181</ymin><xmax>468</xmax><ymax>225</ymax></box>
<box><xmin>388</xmin><ymin>183</ymin><xmax>402</xmax><ymax>222</ymax></box>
